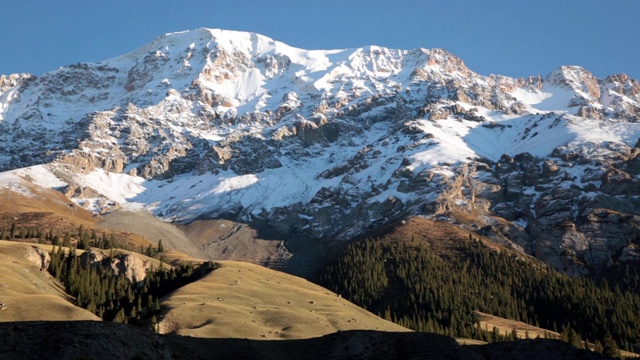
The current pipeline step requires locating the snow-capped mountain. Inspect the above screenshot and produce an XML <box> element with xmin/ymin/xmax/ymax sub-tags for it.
<box><xmin>2</xmin><ymin>28</ymin><xmax>640</xmax><ymax>275</ymax></box>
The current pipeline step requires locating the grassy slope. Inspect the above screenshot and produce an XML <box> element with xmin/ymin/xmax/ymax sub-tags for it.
<box><xmin>1</xmin><ymin>236</ymin><xmax>409</xmax><ymax>343</ymax></box>
<box><xmin>0</xmin><ymin>187</ymin><xmax>96</xmax><ymax>229</ymax></box>
<box><xmin>159</xmin><ymin>260</ymin><xmax>410</xmax><ymax>339</ymax></box>
<box><xmin>0</xmin><ymin>241</ymin><xmax>99</xmax><ymax>322</ymax></box>
<box><xmin>364</xmin><ymin>216</ymin><xmax>505</xmax><ymax>257</ymax></box>
<box><xmin>475</xmin><ymin>311</ymin><xmax>559</xmax><ymax>339</ymax></box>
<box><xmin>475</xmin><ymin>312</ymin><xmax>639</xmax><ymax>358</ymax></box>
<box><xmin>1</xmin><ymin>184</ymin><xmax>404</xmax><ymax>339</ymax></box>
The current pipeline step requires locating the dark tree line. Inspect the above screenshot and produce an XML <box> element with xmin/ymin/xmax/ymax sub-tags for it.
<box><xmin>1</xmin><ymin>223</ymin><xmax>126</xmax><ymax>250</ymax></box>
<box><xmin>318</xmin><ymin>238</ymin><xmax>638</xmax><ymax>354</ymax></box>
<box><xmin>48</xmin><ymin>245</ymin><xmax>218</xmax><ymax>326</ymax></box>
<box><xmin>1</xmin><ymin>223</ymin><xmax>172</xmax><ymax>258</ymax></box>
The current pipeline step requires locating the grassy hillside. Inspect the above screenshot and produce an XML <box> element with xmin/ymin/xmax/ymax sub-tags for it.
<box><xmin>0</xmin><ymin>241</ymin><xmax>98</xmax><ymax>322</ymax></box>
<box><xmin>1</xmin><ymin>235</ymin><xmax>409</xmax><ymax>343</ymax></box>
<box><xmin>0</xmin><ymin>184</ymin><xmax>631</xmax><ymax>357</ymax></box>
<box><xmin>0</xmin><ymin>187</ymin><xmax>96</xmax><ymax>233</ymax></box>
<box><xmin>158</xmin><ymin>260</ymin><xmax>410</xmax><ymax>339</ymax></box>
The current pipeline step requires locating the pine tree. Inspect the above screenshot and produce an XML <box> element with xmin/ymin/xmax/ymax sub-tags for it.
<box><xmin>113</xmin><ymin>308</ymin><xmax>126</xmax><ymax>323</ymax></box>
<box><xmin>601</xmin><ymin>333</ymin><xmax>621</xmax><ymax>358</ymax></box>
<box><xmin>492</xmin><ymin>326</ymin><xmax>500</xmax><ymax>343</ymax></box>
<box><xmin>568</xmin><ymin>329</ymin><xmax>582</xmax><ymax>348</ymax></box>
<box><xmin>136</xmin><ymin>297</ymin><xmax>142</xmax><ymax>315</ymax></box>
<box><xmin>87</xmin><ymin>300</ymin><xmax>97</xmax><ymax>314</ymax></box>
<box><xmin>594</xmin><ymin>340</ymin><xmax>604</xmax><ymax>354</ymax></box>
<box><xmin>151</xmin><ymin>315</ymin><xmax>159</xmax><ymax>333</ymax></box>
<box><xmin>560</xmin><ymin>326</ymin><xmax>570</xmax><ymax>343</ymax></box>
<box><xmin>63</xmin><ymin>233</ymin><xmax>71</xmax><ymax>248</ymax></box>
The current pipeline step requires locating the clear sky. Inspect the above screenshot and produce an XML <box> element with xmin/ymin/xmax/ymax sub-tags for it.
<box><xmin>1</xmin><ymin>0</ymin><xmax>638</xmax><ymax>80</ymax></box>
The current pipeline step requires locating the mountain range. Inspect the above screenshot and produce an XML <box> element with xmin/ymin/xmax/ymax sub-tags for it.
<box><xmin>1</xmin><ymin>28</ymin><xmax>640</xmax><ymax>278</ymax></box>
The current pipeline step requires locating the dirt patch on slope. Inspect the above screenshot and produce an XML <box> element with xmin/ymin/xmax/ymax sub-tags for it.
<box><xmin>98</xmin><ymin>210</ymin><xmax>206</xmax><ymax>258</ymax></box>
<box><xmin>179</xmin><ymin>219</ymin><xmax>289</xmax><ymax>268</ymax></box>
<box><xmin>99</xmin><ymin>213</ymin><xmax>299</xmax><ymax>272</ymax></box>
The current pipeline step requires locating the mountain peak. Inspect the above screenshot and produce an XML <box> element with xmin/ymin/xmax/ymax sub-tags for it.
<box><xmin>193</xmin><ymin>28</ymin><xmax>285</xmax><ymax>56</ymax></box>
<box><xmin>546</xmin><ymin>65</ymin><xmax>600</xmax><ymax>100</ymax></box>
<box><xmin>546</xmin><ymin>65</ymin><xmax>594</xmax><ymax>84</ymax></box>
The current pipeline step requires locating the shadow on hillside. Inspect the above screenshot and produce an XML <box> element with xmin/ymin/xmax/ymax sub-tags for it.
<box><xmin>0</xmin><ymin>321</ymin><xmax>610</xmax><ymax>360</ymax></box>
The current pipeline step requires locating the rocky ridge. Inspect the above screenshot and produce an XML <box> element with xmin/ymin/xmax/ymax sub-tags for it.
<box><xmin>1</xmin><ymin>28</ymin><xmax>640</xmax><ymax>276</ymax></box>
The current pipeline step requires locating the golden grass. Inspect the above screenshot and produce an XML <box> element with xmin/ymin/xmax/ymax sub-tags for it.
<box><xmin>158</xmin><ymin>260</ymin><xmax>410</xmax><ymax>339</ymax></box>
<box><xmin>475</xmin><ymin>311</ymin><xmax>558</xmax><ymax>340</ymax></box>
<box><xmin>0</xmin><ymin>188</ymin><xmax>96</xmax><ymax>239</ymax></box>
<box><xmin>0</xmin><ymin>241</ymin><xmax>98</xmax><ymax>322</ymax></box>
<box><xmin>0</xmin><ymin>237</ymin><xmax>187</xmax><ymax>323</ymax></box>
<box><xmin>476</xmin><ymin>311</ymin><xmax>639</xmax><ymax>357</ymax></box>
<box><xmin>455</xmin><ymin>338</ymin><xmax>488</xmax><ymax>345</ymax></box>
<box><xmin>368</xmin><ymin>216</ymin><xmax>505</xmax><ymax>257</ymax></box>
<box><xmin>157</xmin><ymin>249</ymin><xmax>205</xmax><ymax>267</ymax></box>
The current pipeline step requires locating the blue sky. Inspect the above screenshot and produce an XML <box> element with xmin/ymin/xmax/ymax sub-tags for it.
<box><xmin>2</xmin><ymin>0</ymin><xmax>639</xmax><ymax>80</ymax></box>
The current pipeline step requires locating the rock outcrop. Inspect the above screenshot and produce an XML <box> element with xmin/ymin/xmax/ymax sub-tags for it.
<box><xmin>22</xmin><ymin>246</ymin><xmax>51</xmax><ymax>271</ymax></box>
<box><xmin>80</xmin><ymin>248</ymin><xmax>151</xmax><ymax>285</ymax></box>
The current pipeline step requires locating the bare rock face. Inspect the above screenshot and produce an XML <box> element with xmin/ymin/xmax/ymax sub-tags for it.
<box><xmin>109</xmin><ymin>253</ymin><xmax>150</xmax><ymax>285</ymax></box>
<box><xmin>0</xmin><ymin>73</ymin><xmax>35</xmax><ymax>93</ymax></box>
<box><xmin>482</xmin><ymin>144</ymin><xmax>640</xmax><ymax>276</ymax></box>
<box><xmin>23</xmin><ymin>246</ymin><xmax>51</xmax><ymax>271</ymax></box>
<box><xmin>79</xmin><ymin>247</ymin><xmax>107</xmax><ymax>267</ymax></box>
<box><xmin>79</xmin><ymin>248</ymin><xmax>151</xmax><ymax>285</ymax></box>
